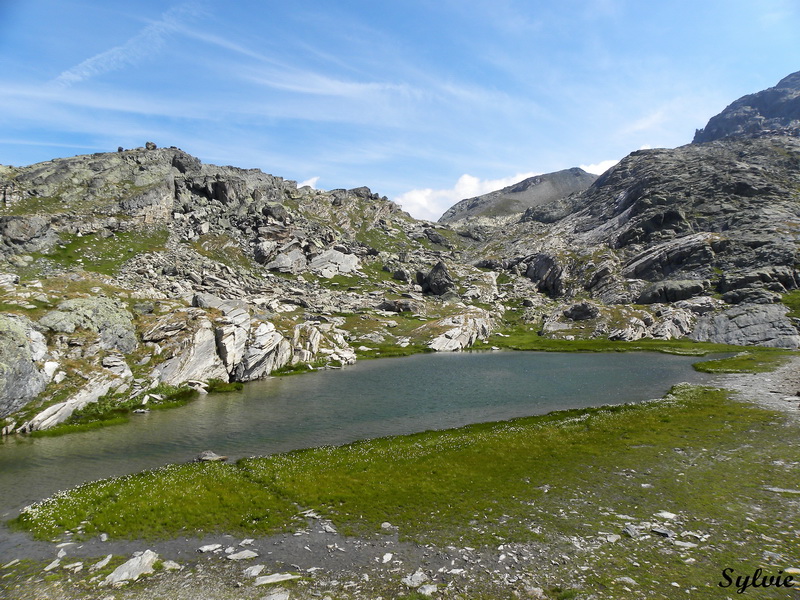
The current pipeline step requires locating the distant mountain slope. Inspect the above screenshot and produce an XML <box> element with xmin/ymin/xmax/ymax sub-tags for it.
<box><xmin>437</xmin><ymin>167</ymin><xmax>597</xmax><ymax>224</ymax></box>
<box><xmin>693</xmin><ymin>70</ymin><xmax>800</xmax><ymax>143</ymax></box>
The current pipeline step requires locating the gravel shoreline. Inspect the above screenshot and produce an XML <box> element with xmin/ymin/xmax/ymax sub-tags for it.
<box><xmin>711</xmin><ymin>354</ymin><xmax>800</xmax><ymax>420</ymax></box>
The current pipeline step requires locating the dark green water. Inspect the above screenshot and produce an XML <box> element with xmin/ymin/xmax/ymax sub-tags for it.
<box><xmin>0</xmin><ymin>351</ymin><xmax>716</xmax><ymax>517</ymax></box>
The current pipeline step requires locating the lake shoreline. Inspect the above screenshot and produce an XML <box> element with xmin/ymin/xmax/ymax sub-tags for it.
<box><xmin>2</xmin><ymin>357</ymin><xmax>800</xmax><ymax>599</ymax></box>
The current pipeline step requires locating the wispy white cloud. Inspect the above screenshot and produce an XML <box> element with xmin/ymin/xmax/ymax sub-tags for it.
<box><xmin>394</xmin><ymin>172</ymin><xmax>537</xmax><ymax>222</ymax></box>
<box><xmin>579</xmin><ymin>159</ymin><xmax>619</xmax><ymax>175</ymax></box>
<box><xmin>297</xmin><ymin>176</ymin><xmax>320</xmax><ymax>189</ymax></box>
<box><xmin>54</xmin><ymin>3</ymin><xmax>202</xmax><ymax>87</ymax></box>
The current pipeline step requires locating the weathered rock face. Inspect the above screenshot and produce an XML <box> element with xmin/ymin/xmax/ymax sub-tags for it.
<box><xmin>462</xmin><ymin>134</ymin><xmax>800</xmax><ymax>335</ymax></box>
<box><xmin>425</xmin><ymin>308</ymin><xmax>494</xmax><ymax>352</ymax></box>
<box><xmin>39</xmin><ymin>297</ymin><xmax>138</xmax><ymax>353</ymax></box>
<box><xmin>693</xmin><ymin>71</ymin><xmax>800</xmax><ymax>143</ymax></box>
<box><xmin>0</xmin><ymin>314</ymin><xmax>49</xmax><ymax>417</ymax></box>
<box><xmin>151</xmin><ymin>315</ymin><xmax>229</xmax><ymax>385</ymax></box>
<box><xmin>438</xmin><ymin>168</ymin><xmax>597</xmax><ymax>224</ymax></box>
<box><xmin>18</xmin><ymin>374</ymin><xmax>117</xmax><ymax>433</ymax></box>
<box><xmin>690</xmin><ymin>304</ymin><xmax>800</xmax><ymax>348</ymax></box>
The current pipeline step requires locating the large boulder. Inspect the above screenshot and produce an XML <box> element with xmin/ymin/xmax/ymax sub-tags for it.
<box><xmin>419</xmin><ymin>261</ymin><xmax>455</xmax><ymax>296</ymax></box>
<box><xmin>637</xmin><ymin>280</ymin><xmax>707</xmax><ymax>304</ymax></box>
<box><xmin>39</xmin><ymin>297</ymin><xmax>138</xmax><ymax>353</ymax></box>
<box><xmin>425</xmin><ymin>308</ymin><xmax>493</xmax><ymax>352</ymax></box>
<box><xmin>0</xmin><ymin>314</ymin><xmax>49</xmax><ymax>417</ymax></box>
<box><xmin>308</xmin><ymin>249</ymin><xmax>360</xmax><ymax>278</ymax></box>
<box><xmin>234</xmin><ymin>321</ymin><xmax>292</xmax><ymax>381</ymax></box>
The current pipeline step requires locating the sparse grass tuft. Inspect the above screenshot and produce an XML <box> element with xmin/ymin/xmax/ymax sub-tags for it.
<box><xmin>782</xmin><ymin>288</ymin><xmax>800</xmax><ymax>318</ymax></box>
<box><xmin>692</xmin><ymin>349</ymin><xmax>793</xmax><ymax>373</ymax></box>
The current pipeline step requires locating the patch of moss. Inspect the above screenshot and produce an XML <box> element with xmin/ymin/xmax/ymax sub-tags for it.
<box><xmin>34</xmin><ymin>227</ymin><xmax>170</xmax><ymax>276</ymax></box>
<box><xmin>782</xmin><ymin>289</ymin><xmax>800</xmax><ymax>318</ymax></box>
<box><xmin>692</xmin><ymin>349</ymin><xmax>794</xmax><ymax>373</ymax></box>
<box><xmin>206</xmin><ymin>378</ymin><xmax>244</xmax><ymax>393</ymax></box>
<box><xmin>189</xmin><ymin>233</ymin><xmax>255</xmax><ymax>270</ymax></box>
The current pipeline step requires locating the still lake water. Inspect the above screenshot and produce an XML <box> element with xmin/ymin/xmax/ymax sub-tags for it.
<box><xmin>0</xmin><ymin>351</ymin><xmax>717</xmax><ymax>517</ymax></box>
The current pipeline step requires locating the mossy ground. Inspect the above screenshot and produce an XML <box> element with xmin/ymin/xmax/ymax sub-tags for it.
<box><xmin>782</xmin><ymin>288</ymin><xmax>800</xmax><ymax>319</ymax></box>
<box><xmin>32</xmin><ymin>227</ymin><xmax>170</xmax><ymax>276</ymax></box>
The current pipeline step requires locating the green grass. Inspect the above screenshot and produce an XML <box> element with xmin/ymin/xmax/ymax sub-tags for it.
<box><xmin>206</xmin><ymin>378</ymin><xmax>244</xmax><ymax>393</ymax></box>
<box><xmin>490</xmin><ymin>324</ymin><xmax>793</xmax><ymax>360</ymax></box>
<box><xmin>29</xmin><ymin>384</ymin><xmax>199</xmax><ymax>438</ymax></box>
<box><xmin>33</xmin><ymin>227</ymin><xmax>169</xmax><ymax>275</ymax></box>
<box><xmin>782</xmin><ymin>288</ymin><xmax>800</xmax><ymax>318</ymax></box>
<box><xmin>692</xmin><ymin>349</ymin><xmax>794</xmax><ymax>373</ymax></box>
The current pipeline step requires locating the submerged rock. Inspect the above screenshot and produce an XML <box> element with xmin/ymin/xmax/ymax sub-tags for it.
<box><xmin>195</xmin><ymin>450</ymin><xmax>228</xmax><ymax>462</ymax></box>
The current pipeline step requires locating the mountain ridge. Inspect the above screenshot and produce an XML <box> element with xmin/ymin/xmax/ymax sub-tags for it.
<box><xmin>437</xmin><ymin>167</ymin><xmax>597</xmax><ymax>224</ymax></box>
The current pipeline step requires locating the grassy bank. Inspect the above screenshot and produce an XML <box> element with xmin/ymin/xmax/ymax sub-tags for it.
<box><xmin>12</xmin><ymin>381</ymin><xmax>800</xmax><ymax>595</ymax></box>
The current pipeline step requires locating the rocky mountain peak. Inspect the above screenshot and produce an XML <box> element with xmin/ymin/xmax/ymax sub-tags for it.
<box><xmin>437</xmin><ymin>167</ymin><xmax>597</xmax><ymax>225</ymax></box>
<box><xmin>693</xmin><ymin>70</ymin><xmax>800</xmax><ymax>143</ymax></box>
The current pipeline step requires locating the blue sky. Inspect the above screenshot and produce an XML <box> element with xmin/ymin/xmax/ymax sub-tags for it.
<box><xmin>1</xmin><ymin>1</ymin><xmax>799</xmax><ymax>220</ymax></box>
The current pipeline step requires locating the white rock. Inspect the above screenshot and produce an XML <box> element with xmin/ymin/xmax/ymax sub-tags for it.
<box><xmin>419</xmin><ymin>584</ymin><xmax>439</xmax><ymax>596</ymax></box>
<box><xmin>197</xmin><ymin>543</ymin><xmax>222</xmax><ymax>553</ymax></box>
<box><xmin>102</xmin><ymin>549</ymin><xmax>159</xmax><ymax>586</ymax></box>
<box><xmin>426</xmin><ymin>308</ymin><xmax>493</xmax><ymax>352</ymax></box>
<box><xmin>261</xmin><ymin>588</ymin><xmax>291</xmax><ymax>600</ymax></box>
<box><xmin>43</xmin><ymin>559</ymin><xmax>60</xmax><ymax>572</ymax></box>
<box><xmin>151</xmin><ymin>319</ymin><xmax>228</xmax><ymax>385</ymax></box>
<box><xmin>243</xmin><ymin>564</ymin><xmax>265</xmax><ymax>577</ymax></box>
<box><xmin>382</xmin><ymin>553</ymin><xmax>393</xmax><ymax>563</ymax></box>
<box><xmin>89</xmin><ymin>554</ymin><xmax>113</xmax><ymax>572</ymax></box>
<box><xmin>254</xmin><ymin>573</ymin><xmax>301</xmax><ymax>586</ymax></box>
<box><xmin>655</xmin><ymin>511</ymin><xmax>677</xmax><ymax>520</ymax></box>
<box><xmin>309</xmin><ymin>249</ymin><xmax>360</xmax><ymax>278</ymax></box>
<box><xmin>227</xmin><ymin>549</ymin><xmax>259</xmax><ymax>560</ymax></box>
<box><xmin>401</xmin><ymin>568</ymin><xmax>429</xmax><ymax>588</ymax></box>
<box><xmin>43</xmin><ymin>361</ymin><xmax>60</xmax><ymax>380</ymax></box>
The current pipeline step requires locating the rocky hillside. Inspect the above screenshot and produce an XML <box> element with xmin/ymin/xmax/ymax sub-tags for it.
<box><xmin>693</xmin><ymin>70</ymin><xmax>800</xmax><ymax>142</ymax></box>
<box><xmin>2</xmin><ymin>71</ymin><xmax>800</xmax><ymax>436</ymax></box>
<box><xmin>454</xmin><ymin>133</ymin><xmax>800</xmax><ymax>347</ymax></box>
<box><xmin>438</xmin><ymin>168</ymin><xmax>596</xmax><ymax>225</ymax></box>
<box><xmin>0</xmin><ymin>144</ymin><xmax>497</xmax><ymax>431</ymax></box>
